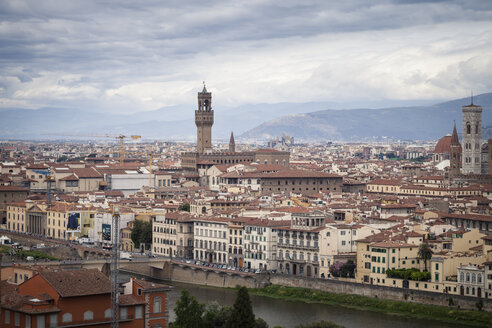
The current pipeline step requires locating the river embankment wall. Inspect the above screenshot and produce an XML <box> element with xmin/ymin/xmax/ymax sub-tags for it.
<box><xmin>121</xmin><ymin>261</ymin><xmax>492</xmax><ymax>312</ymax></box>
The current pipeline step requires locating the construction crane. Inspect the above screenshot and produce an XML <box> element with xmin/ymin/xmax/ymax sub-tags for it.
<box><xmin>115</xmin><ymin>135</ymin><xmax>141</xmax><ymax>165</ymax></box>
<box><xmin>148</xmin><ymin>150</ymin><xmax>162</xmax><ymax>188</ymax></box>
<box><xmin>44</xmin><ymin>133</ymin><xmax>141</xmax><ymax>165</ymax></box>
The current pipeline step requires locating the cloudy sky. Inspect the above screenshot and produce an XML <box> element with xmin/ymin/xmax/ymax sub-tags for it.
<box><xmin>1</xmin><ymin>0</ymin><xmax>491</xmax><ymax>113</ymax></box>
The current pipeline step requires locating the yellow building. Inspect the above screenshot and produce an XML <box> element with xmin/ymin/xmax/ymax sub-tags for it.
<box><xmin>6</xmin><ymin>202</ymin><xmax>27</xmax><ymax>233</ymax></box>
<box><xmin>121</xmin><ymin>222</ymin><xmax>135</xmax><ymax>252</ymax></box>
<box><xmin>46</xmin><ymin>203</ymin><xmax>94</xmax><ymax>240</ymax></box>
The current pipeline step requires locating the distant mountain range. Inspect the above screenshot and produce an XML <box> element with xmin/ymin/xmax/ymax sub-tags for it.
<box><xmin>240</xmin><ymin>93</ymin><xmax>492</xmax><ymax>141</ymax></box>
<box><xmin>0</xmin><ymin>93</ymin><xmax>490</xmax><ymax>141</ymax></box>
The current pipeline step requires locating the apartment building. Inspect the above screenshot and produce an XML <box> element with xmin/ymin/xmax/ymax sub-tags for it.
<box><xmin>1</xmin><ymin>269</ymin><xmax>170</xmax><ymax>328</ymax></box>
<box><xmin>243</xmin><ymin>218</ymin><xmax>289</xmax><ymax>271</ymax></box>
<box><xmin>227</xmin><ymin>219</ymin><xmax>245</xmax><ymax>268</ymax></box>
<box><xmin>152</xmin><ymin>214</ymin><xmax>178</xmax><ymax>257</ymax></box>
<box><xmin>193</xmin><ymin>217</ymin><xmax>228</xmax><ymax>264</ymax></box>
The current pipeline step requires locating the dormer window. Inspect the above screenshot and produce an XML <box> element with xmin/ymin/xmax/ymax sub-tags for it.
<box><xmin>138</xmin><ymin>288</ymin><xmax>142</xmax><ymax>296</ymax></box>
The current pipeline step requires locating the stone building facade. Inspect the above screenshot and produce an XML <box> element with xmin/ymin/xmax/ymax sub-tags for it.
<box><xmin>181</xmin><ymin>86</ymin><xmax>290</xmax><ymax>171</ymax></box>
<box><xmin>260</xmin><ymin>170</ymin><xmax>343</xmax><ymax>195</ymax></box>
<box><xmin>462</xmin><ymin>102</ymin><xmax>482</xmax><ymax>174</ymax></box>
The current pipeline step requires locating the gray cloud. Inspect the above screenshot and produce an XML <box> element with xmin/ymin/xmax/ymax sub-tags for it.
<box><xmin>0</xmin><ymin>0</ymin><xmax>491</xmax><ymax>112</ymax></box>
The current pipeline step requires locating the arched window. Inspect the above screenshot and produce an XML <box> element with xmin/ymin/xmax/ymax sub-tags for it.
<box><xmin>62</xmin><ymin>313</ymin><xmax>72</xmax><ymax>323</ymax></box>
<box><xmin>466</xmin><ymin>272</ymin><xmax>470</xmax><ymax>282</ymax></box>
<box><xmin>104</xmin><ymin>309</ymin><xmax>112</xmax><ymax>319</ymax></box>
<box><xmin>478</xmin><ymin>274</ymin><xmax>482</xmax><ymax>283</ymax></box>
<box><xmin>472</xmin><ymin>273</ymin><xmax>476</xmax><ymax>283</ymax></box>
<box><xmin>83</xmin><ymin>311</ymin><xmax>93</xmax><ymax>321</ymax></box>
<box><xmin>466</xmin><ymin>122</ymin><xmax>471</xmax><ymax>134</ymax></box>
<box><xmin>460</xmin><ymin>272</ymin><xmax>464</xmax><ymax>282</ymax></box>
<box><xmin>153</xmin><ymin>296</ymin><xmax>162</xmax><ymax>313</ymax></box>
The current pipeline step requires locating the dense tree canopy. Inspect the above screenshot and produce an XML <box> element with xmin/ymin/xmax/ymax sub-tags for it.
<box><xmin>170</xmin><ymin>289</ymin><xmax>204</xmax><ymax>328</ymax></box>
<box><xmin>130</xmin><ymin>219</ymin><xmax>152</xmax><ymax>249</ymax></box>
<box><xmin>178</xmin><ymin>203</ymin><xmax>190</xmax><ymax>212</ymax></box>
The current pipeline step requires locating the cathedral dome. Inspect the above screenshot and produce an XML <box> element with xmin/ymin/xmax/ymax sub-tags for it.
<box><xmin>434</xmin><ymin>135</ymin><xmax>452</xmax><ymax>154</ymax></box>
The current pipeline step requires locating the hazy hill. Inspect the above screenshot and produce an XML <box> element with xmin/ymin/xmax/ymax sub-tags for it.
<box><xmin>0</xmin><ymin>93</ymin><xmax>490</xmax><ymax>141</ymax></box>
<box><xmin>240</xmin><ymin>93</ymin><xmax>492</xmax><ymax>141</ymax></box>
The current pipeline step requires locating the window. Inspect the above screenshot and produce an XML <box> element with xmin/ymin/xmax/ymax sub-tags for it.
<box><xmin>120</xmin><ymin>307</ymin><xmax>128</xmax><ymax>320</ymax></box>
<box><xmin>26</xmin><ymin>315</ymin><xmax>31</xmax><ymax>328</ymax></box>
<box><xmin>153</xmin><ymin>296</ymin><xmax>162</xmax><ymax>313</ymax></box>
<box><xmin>49</xmin><ymin>314</ymin><xmax>57</xmax><ymax>328</ymax></box>
<box><xmin>83</xmin><ymin>311</ymin><xmax>93</xmax><ymax>321</ymax></box>
<box><xmin>62</xmin><ymin>313</ymin><xmax>72</xmax><ymax>323</ymax></box>
<box><xmin>138</xmin><ymin>288</ymin><xmax>142</xmax><ymax>296</ymax></box>
<box><xmin>37</xmin><ymin>315</ymin><xmax>45</xmax><ymax>328</ymax></box>
<box><xmin>135</xmin><ymin>306</ymin><xmax>143</xmax><ymax>319</ymax></box>
<box><xmin>15</xmin><ymin>312</ymin><xmax>20</xmax><ymax>326</ymax></box>
<box><xmin>104</xmin><ymin>309</ymin><xmax>112</xmax><ymax>319</ymax></box>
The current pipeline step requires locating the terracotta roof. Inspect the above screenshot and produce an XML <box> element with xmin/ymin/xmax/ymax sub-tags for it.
<box><xmin>434</xmin><ymin>135</ymin><xmax>452</xmax><ymax>154</ymax></box>
<box><xmin>133</xmin><ymin>278</ymin><xmax>171</xmax><ymax>291</ymax></box>
<box><xmin>72</xmin><ymin>167</ymin><xmax>103</xmax><ymax>178</ymax></box>
<box><xmin>371</xmin><ymin>241</ymin><xmax>415</xmax><ymax>248</ymax></box>
<box><xmin>261</xmin><ymin>169</ymin><xmax>341</xmax><ymax>179</ymax></box>
<box><xmin>119</xmin><ymin>294</ymin><xmax>146</xmax><ymax>306</ymax></box>
<box><xmin>60</xmin><ymin>174</ymin><xmax>79</xmax><ymax>181</ymax></box>
<box><xmin>38</xmin><ymin>269</ymin><xmax>110</xmax><ymax>297</ymax></box>
<box><xmin>481</xmin><ymin>234</ymin><xmax>492</xmax><ymax>241</ymax></box>
<box><xmin>0</xmin><ymin>186</ymin><xmax>29</xmax><ymax>192</ymax></box>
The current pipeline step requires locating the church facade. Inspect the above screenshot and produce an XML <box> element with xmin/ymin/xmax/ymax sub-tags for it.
<box><xmin>181</xmin><ymin>85</ymin><xmax>290</xmax><ymax>170</ymax></box>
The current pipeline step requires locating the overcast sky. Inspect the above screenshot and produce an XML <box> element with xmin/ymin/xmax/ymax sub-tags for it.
<box><xmin>0</xmin><ymin>0</ymin><xmax>491</xmax><ymax>113</ymax></box>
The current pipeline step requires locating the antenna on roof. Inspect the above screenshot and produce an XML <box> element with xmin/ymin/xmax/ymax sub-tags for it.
<box><xmin>471</xmin><ymin>90</ymin><xmax>474</xmax><ymax>105</ymax></box>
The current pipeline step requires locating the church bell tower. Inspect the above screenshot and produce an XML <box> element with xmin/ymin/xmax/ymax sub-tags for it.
<box><xmin>461</xmin><ymin>98</ymin><xmax>482</xmax><ymax>174</ymax></box>
<box><xmin>195</xmin><ymin>83</ymin><xmax>214</xmax><ymax>154</ymax></box>
<box><xmin>449</xmin><ymin>122</ymin><xmax>462</xmax><ymax>177</ymax></box>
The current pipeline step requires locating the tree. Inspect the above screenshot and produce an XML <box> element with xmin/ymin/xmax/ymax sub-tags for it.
<box><xmin>178</xmin><ymin>203</ymin><xmax>190</xmax><ymax>212</ymax></box>
<box><xmin>130</xmin><ymin>220</ymin><xmax>152</xmax><ymax>249</ymax></box>
<box><xmin>226</xmin><ymin>286</ymin><xmax>255</xmax><ymax>328</ymax></box>
<box><xmin>170</xmin><ymin>289</ymin><xmax>204</xmax><ymax>328</ymax></box>
<box><xmin>340</xmin><ymin>260</ymin><xmax>356</xmax><ymax>278</ymax></box>
<box><xmin>417</xmin><ymin>242</ymin><xmax>433</xmax><ymax>272</ymax></box>
<box><xmin>254</xmin><ymin>318</ymin><xmax>269</xmax><ymax>328</ymax></box>
<box><xmin>202</xmin><ymin>302</ymin><xmax>231</xmax><ymax>328</ymax></box>
<box><xmin>329</xmin><ymin>261</ymin><xmax>344</xmax><ymax>277</ymax></box>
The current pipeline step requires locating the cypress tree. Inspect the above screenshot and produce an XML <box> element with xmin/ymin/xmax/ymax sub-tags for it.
<box><xmin>226</xmin><ymin>286</ymin><xmax>256</xmax><ymax>328</ymax></box>
<box><xmin>170</xmin><ymin>289</ymin><xmax>204</xmax><ymax>328</ymax></box>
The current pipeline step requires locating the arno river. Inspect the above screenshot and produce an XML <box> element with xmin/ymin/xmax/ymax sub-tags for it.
<box><xmin>161</xmin><ymin>281</ymin><xmax>464</xmax><ymax>328</ymax></box>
